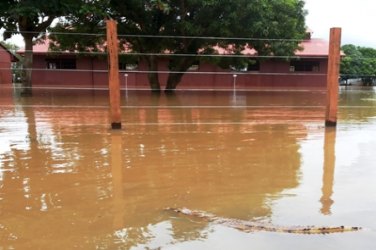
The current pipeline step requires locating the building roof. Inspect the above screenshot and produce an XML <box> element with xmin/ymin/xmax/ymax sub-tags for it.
<box><xmin>18</xmin><ymin>37</ymin><xmax>332</xmax><ymax>58</ymax></box>
<box><xmin>30</xmin><ymin>40</ymin><xmax>51</xmax><ymax>54</ymax></box>
<box><xmin>18</xmin><ymin>39</ymin><xmax>65</xmax><ymax>55</ymax></box>
<box><xmin>296</xmin><ymin>38</ymin><xmax>330</xmax><ymax>57</ymax></box>
<box><xmin>0</xmin><ymin>42</ymin><xmax>20</xmax><ymax>62</ymax></box>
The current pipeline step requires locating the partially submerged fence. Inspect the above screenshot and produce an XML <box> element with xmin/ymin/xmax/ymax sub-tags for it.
<box><xmin>105</xmin><ymin>21</ymin><xmax>342</xmax><ymax>129</ymax></box>
<box><xmin>1</xmin><ymin>22</ymin><xmax>342</xmax><ymax>128</ymax></box>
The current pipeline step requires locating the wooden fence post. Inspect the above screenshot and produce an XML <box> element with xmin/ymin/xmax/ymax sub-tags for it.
<box><xmin>106</xmin><ymin>19</ymin><xmax>122</xmax><ymax>129</ymax></box>
<box><xmin>325</xmin><ymin>27</ymin><xmax>342</xmax><ymax>127</ymax></box>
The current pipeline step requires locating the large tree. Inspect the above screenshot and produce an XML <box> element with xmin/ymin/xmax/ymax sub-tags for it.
<box><xmin>341</xmin><ymin>44</ymin><xmax>376</xmax><ymax>85</ymax></box>
<box><xmin>0</xmin><ymin>0</ymin><xmax>82</xmax><ymax>96</ymax></box>
<box><xmin>113</xmin><ymin>0</ymin><xmax>306</xmax><ymax>92</ymax></box>
<box><xmin>50</xmin><ymin>0</ymin><xmax>307</xmax><ymax>93</ymax></box>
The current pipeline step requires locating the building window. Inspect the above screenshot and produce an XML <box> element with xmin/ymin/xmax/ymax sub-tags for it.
<box><xmin>247</xmin><ymin>60</ymin><xmax>260</xmax><ymax>71</ymax></box>
<box><xmin>119</xmin><ymin>62</ymin><xmax>126</xmax><ymax>70</ymax></box>
<box><xmin>188</xmin><ymin>61</ymin><xmax>200</xmax><ymax>71</ymax></box>
<box><xmin>290</xmin><ymin>60</ymin><xmax>320</xmax><ymax>72</ymax></box>
<box><xmin>230</xmin><ymin>60</ymin><xmax>260</xmax><ymax>72</ymax></box>
<box><xmin>47</xmin><ymin>62</ymin><xmax>57</xmax><ymax>69</ymax></box>
<box><xmin>46</xmin><ymin>59</ymin><xmax>76</xmax><ymax>69</ymax></box>
<box><xmin>119</xmin><ymin>62</ymin><xmax>138</xmax><ymax>70</ymax></box>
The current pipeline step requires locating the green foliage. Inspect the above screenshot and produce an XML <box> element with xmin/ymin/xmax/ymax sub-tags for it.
<box><xmin>107</xmin><ymin>0</ymin><xmax>307</xmax><ymax>90</ymax></box>
<box><xmin>341</xmin><ymin>44</ymin><xmax>376</xmax><ymax>85</ymax></box>
<box><xmin>2</xmin><ymin>0</ymin><xmax>307</xmax><ymax>91</ymax></box>
<box><xmin>1</xmin><ymin>41</ymin><xmax>20</xmax><ymax>54</ymax></box>
<box><xmin>0</xmin><ymin>0</ymin><xmax>81</xmax><ymax>40</ymax></box>
<box><xmin>0</xmin><ymin>0</ymin><xmax>86</xmax><ymax>95</ymax></box>
<box><xmin>48</xmin><ymin>0</ymin><xmax>110</xmax><ymax>54</ymax></box>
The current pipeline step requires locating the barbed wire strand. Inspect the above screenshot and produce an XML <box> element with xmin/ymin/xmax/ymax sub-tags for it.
<box><xmin>7</xmin><ymin>85</ymin><xmax>328</xmax><ymax>92</ymax></box>
<box><xmin>0</xmin><ymin>101</ymin><xmax>375</xmax><ymax>110</ymax></box>
<box><xmin>6</xmin><ymin>67</ymin><xmax>376</xmax><ymax>78</ymax></box>
<box><xmin>4</xmin><ymin>30</ymin><xmax>375</xmax><ymax>61</ymax></box>
<box><xmin>12</xmin><ymin>47</ymin><xmax>376</xmax><ymax>61</ymax></box>
<box><xmin>6</xmin><ymin>84</ymin><xmax>373</xmax><ymax>94</ymax></box>
<box><xmin>0</xmin><ymin>67</ymin><xmax>328</xmax><ymax>76</ymax></box>
<box><xmin>12</xmin><ymin>50</ymin><xmax>376</xmax><ymax>62</ymax></box>
<box><xmin>16</xmin><ymin>49</ymin><xmax>331</xmax><ymax>59</ymax></box>
<box><xmin>3</xmin><ymin>30</ymin><xmax>308</xmax><ymax>42</ymax></box>
<box><xmin>6</xmin><ymin>84</ymin><xmax>374</xmax><ymax>94</ymax></box>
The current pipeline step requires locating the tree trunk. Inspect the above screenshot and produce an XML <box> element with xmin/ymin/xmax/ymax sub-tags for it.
<box><xmin>165</xmin><ymin>57</ymin><xmax>196</xmax><ymax>93</ymax></box>
<box><xmin>165</xmin><ymin>72</ymin><xmax>185</xmax><ymax>93</ymax></box>
<box><xmin>21</xmin><ymin>34</ymin><xmax>34</xmax><ymax>97</ymax></box>
<box><xmin>146</xmin><ymin>55</ymin><xmax>161</xmax><ymax>93</ymax></box>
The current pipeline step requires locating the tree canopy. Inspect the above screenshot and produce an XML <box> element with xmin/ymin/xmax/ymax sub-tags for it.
<box><xmin>341</xmin><ymin>44</ymin><xmax>376</xmax><ymax>86</ymax></box>
<box><xmin>2</xmin><ymin>0</ymin><xmax>307</xmax><ymax>93</ymax></box>
<box><xmin>0</xmin><ymin>0</ymin><xmax>86</xmax><ymax>96</ymax></box>
<box><xmin>49</xmin><ymin>0</ymin><xmax>307</xmax><ymax>92</ymax></box>
<box><xmin>116</xmin><ymin>0</ymin><xmax>305</xmax><ymax>91</ymax></box>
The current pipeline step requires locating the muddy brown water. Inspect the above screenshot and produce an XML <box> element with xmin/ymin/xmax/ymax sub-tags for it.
<box><xmin>1</xmin><ymin>86</ymin><xmax>376</xmax><ymax>249</ymax></box>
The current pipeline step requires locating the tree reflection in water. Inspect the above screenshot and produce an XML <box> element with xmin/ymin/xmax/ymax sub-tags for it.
<box><xmin>1</xmin><ymin>88</ymin><xmax>375</xmax><ymax>249</ymax></box>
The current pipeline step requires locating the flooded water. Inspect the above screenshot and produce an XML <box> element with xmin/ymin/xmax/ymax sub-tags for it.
<box><xmin>1</xmin><ymin>86</ymin><xmax>376</xmax><ymax>249</ymax></box>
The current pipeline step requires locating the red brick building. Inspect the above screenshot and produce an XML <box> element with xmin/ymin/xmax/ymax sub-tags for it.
<box><xmin>0</xmin><ymin>43</ymin><xmax>18</xmax><ymax>85</ymax></box>
<box><xmin>18</xmin><ymin>36</ymin><xmax>331</xmax><ymax>90</ymax></box>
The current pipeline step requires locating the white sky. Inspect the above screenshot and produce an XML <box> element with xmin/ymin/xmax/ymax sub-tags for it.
<box><xmin>305</xmin><ymin>0</ymin><xmax>376</xmax><ymax>47</ymax></box>
<box><xmin>2</xmin><ymin>1</ymin><xmax>376</xmax><ymax>48</ymax></box>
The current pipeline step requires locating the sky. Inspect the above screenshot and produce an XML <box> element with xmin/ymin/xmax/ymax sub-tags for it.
<box><xmin>305</xmin><ymin>0</ymin><xmax>376</xmax><ymax>47</ymax></box>
<box><xmin>2</xmin><ymin>0</ymin><xmax>376</xmax><ymax>48</ymax></box>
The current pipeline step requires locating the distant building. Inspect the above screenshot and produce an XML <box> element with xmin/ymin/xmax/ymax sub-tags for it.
<box><xmin>17</xmin><ymin>35</ymin><xmax>331</xmax><ymax>90</ymax></box>
<box><xmin>0</xmin><ymin>43</ymin><xmax>19</xmax><ymax>84</ymax></box>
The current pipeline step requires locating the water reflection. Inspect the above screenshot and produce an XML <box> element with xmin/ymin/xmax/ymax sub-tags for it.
<box><xmin>111</xmin><ymin>132</ymin><xmax>125</xmax><ymax>230</ymax></box>
<box><xmin>0</xmin><ymin>95</ymin><xmax>116</xmax><ymax>248</ymax></box>
<box><xmin>1</xmin><ymin>88</ymin><xmax>376</xmax><ymax>249</ymax></box>
<box><xmin>320</xmin><ymin>127</ymin><xmax>337</xmax><ymax>215</ymax></box>
<box><xmin>3</xmin><ymin>91</ymin><xmax>309</xmax><ymax>248</ymax></box>
<box><xmin>339</xmin><ymin>88</ymin><xmax>376</xmax><ymax>123</ymax></box>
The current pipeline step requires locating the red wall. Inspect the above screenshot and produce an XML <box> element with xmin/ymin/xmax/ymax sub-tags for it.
<box><xmin>30</xmin><ymin>54</ymin><xmax>328</xmax><ymax>90</ymax></box>
<box><xmin>0</xmin><ymin>47</ymin><xmax>13</xmax><ymax>85</ymax></box>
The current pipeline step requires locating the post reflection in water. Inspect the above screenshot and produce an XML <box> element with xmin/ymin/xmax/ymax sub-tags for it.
<box><xmin>1</xmin><ymin>89</ymin><xmax>376</xmax><ymax>249</ymax></box>
<box><xmin>0</xmin><ymin>90</ymin><xmax>319</xmax><ymax>248</ymax></box>
<box><xmin>111</xmin><ymin>132</ymin><xmax>125</xmax><ymax>230</ymax></box>
<box><xmin>320</xmin><ymin>127</ymin><xmax>337</xmax><ymax>215</ymax></box>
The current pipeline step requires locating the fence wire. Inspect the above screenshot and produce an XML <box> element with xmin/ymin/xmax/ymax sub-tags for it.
<box><xmin>3</xmin><ymin>30</ymin><xmax>374</xmax><ymax>95</ymax></box>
